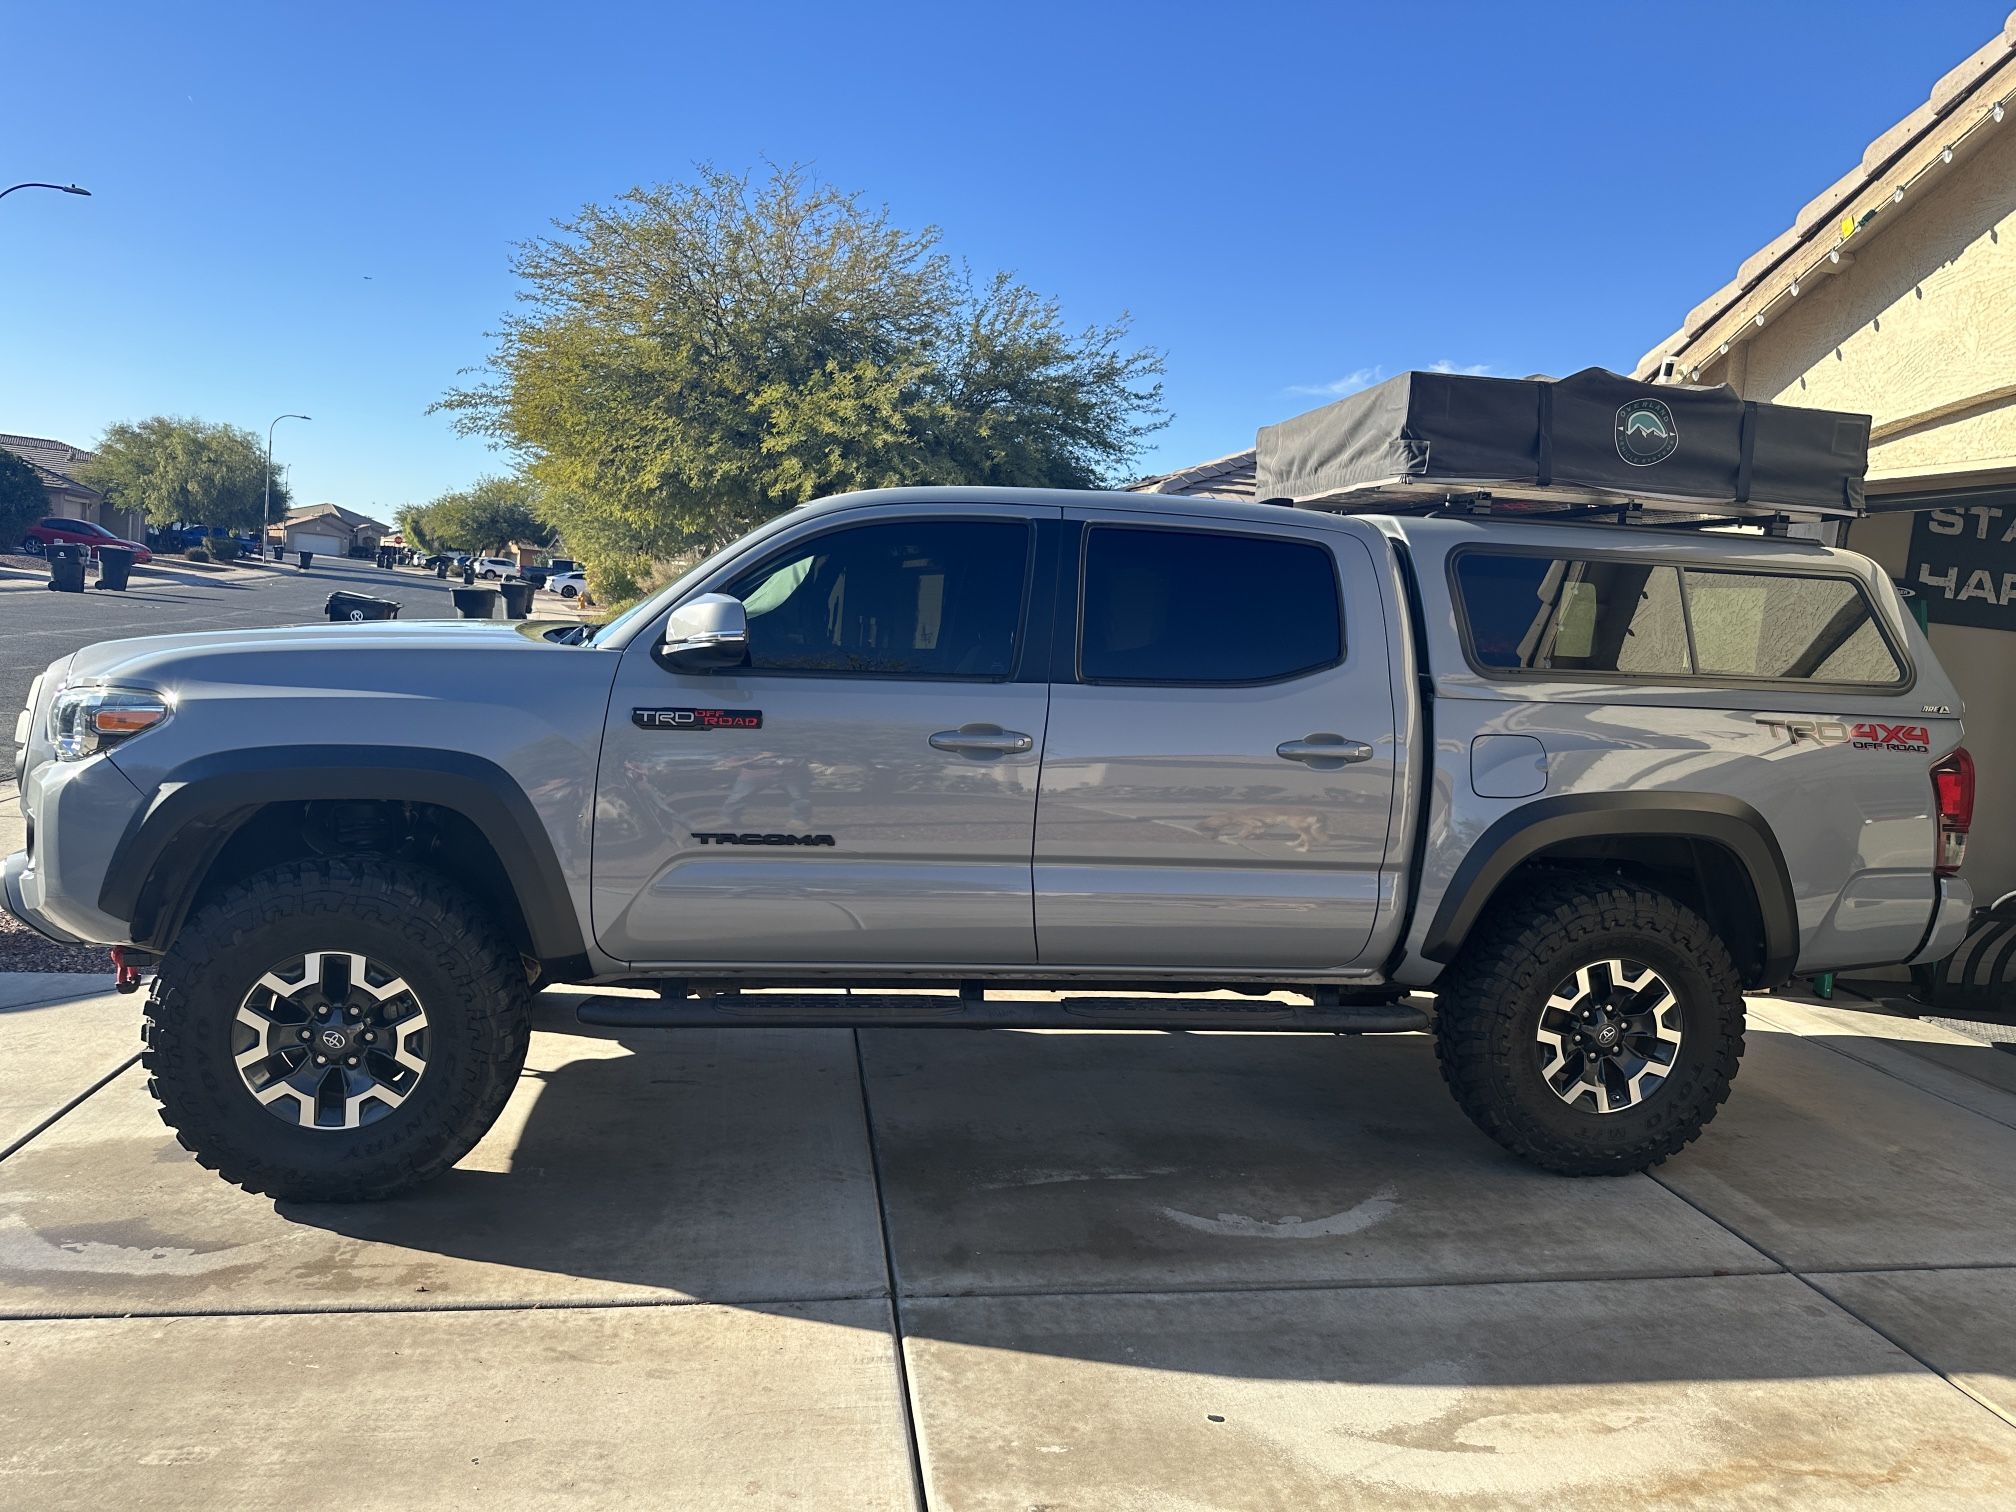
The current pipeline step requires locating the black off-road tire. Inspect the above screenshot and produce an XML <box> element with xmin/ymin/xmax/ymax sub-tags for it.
<box><xmin>1433</xmin><ymin>871</ymin><xmax>1744</xmax><ymax>1175</ymax></box>
<box><xmin>142</xmin><ymin>857</ymin><xmax>532</xmax><ymax>1202</ymax></box>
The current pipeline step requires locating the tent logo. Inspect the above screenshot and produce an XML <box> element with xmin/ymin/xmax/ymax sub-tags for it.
<box><xmin>1615</xmin><ymin>398</ymin><xmax>1678</xmax><ymax>466</ymax></box>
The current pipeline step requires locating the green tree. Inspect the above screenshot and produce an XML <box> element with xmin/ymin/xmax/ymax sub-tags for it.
<box><xmin>419</xmin><ymin>475</ymin><xmax>552</xmax><ymax>555</ymax></box>
<box><xmin>395</xmin><ymin>502</ymin><xmax>436</xmax><ymax>552</ymax></box>
<box><xmin>0</xmin><ymin>447</ymin><xmax>46</xmax><ymax>548</ymax></box>
<box><xmin>437</xmin><ymin>164</ymin><xmax>1166</xmax><ymax>595</ymax></box>
<box><xmin>80</xmin><ymin>417</ymin><xmax>289</xmax><ymax>533</ymax></box>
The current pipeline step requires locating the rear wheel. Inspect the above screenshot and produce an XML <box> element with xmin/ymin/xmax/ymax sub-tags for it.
<box><xmin>143</xmin><ymin>857</ymin><xmax>531</xmax><ymax>1201</ymax></box>
<box><xmin>1433</xmin><ymin>872</ymin><xmax>1744</xmax><ymax>1175</ymax></box>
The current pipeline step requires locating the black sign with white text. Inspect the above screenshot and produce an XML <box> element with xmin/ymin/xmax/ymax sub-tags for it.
<box><xmin>1907</xmin><ymin>500</ymin><xmax>2016</xmax><ymax>632</ymax></box>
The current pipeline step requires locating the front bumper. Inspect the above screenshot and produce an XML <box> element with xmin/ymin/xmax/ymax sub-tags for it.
<box><xmin>4</xmin><ymin>752</ymin><xmax>149</xmax><ymax>948</ymax></box>
<box><xmin>2</xmin><ymin>849</ymin><xmax>85</xmax><ymax>944</ymax></box>
<box><xmin>1908</xmin><ymin>876</ymin><xmax>1977</xmax><ymax>966</ymax></box>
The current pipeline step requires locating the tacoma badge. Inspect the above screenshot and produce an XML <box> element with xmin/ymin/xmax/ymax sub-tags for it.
<box><xmin>691</xmin><ymin>831</ymin><xmax>837</xmax><ymax>847</ymax></box>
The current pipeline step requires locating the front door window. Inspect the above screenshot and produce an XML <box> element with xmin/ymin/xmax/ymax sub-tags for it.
<box><xmin>724</xmin><ymin>519</ymin><xmax>1030</xmax><ymax>680</ymax></box>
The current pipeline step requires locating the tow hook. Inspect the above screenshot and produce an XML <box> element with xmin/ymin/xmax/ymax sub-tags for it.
<box><xmin>110</xmin><ymin>948</ymin><xmax>144</xmax><ymax>995</ymax></box>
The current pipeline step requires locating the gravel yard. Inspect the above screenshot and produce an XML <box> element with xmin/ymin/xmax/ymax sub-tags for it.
<box><xmin>0</xmin><ymin>908</ymin><xmax>107</xmax><ymax>973</ymax></box>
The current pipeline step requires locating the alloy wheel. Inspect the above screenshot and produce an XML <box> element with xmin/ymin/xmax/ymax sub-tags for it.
<box><xmin>1533</xmin><ymin>958</ymin><xmax>1684</xmax><ymax>1114</ymax></box>
<box><xmin>231</xmin><ymin>951</ymin><xmax>429</xmax><ymax>1130</ymax></box>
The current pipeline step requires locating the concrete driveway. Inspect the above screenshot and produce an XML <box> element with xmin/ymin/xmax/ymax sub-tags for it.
<box><xmin>3</xmin><ymin>977</ymin><xmax>2015</xmax><ymax>1509</ymax></box>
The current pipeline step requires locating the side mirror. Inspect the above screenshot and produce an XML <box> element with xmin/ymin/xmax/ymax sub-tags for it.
<box><xmin>662</xmin><ymin>593</ymin><xmax>749</xmax><ymax>671</ymax></box>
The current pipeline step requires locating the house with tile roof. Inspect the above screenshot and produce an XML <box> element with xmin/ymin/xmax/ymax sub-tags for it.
<box><xmin>0</xmin><ymin>433</ymin><xmax>145</xmax><ymax>545</ymax></box>
<box><xmin>1127</xmin><ymin>448</ymin><xmax>1259</xmax><ymax>501</ymax></box>
<box><xmin>1636</xmin><ymin>8</ymin><xmax>2016</xmax><ymax>907</ymax></box>
<box><xmin>278</xmin><ymin>502</ymin><xmax>392</xmax><ymax>559</ymax></box>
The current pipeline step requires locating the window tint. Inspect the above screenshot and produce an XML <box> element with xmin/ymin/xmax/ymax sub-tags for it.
<box><xmin>1080</xmin><ymin>526</ymin><xmax>1342</xmax><ymax>684</ymax></box>
<box><xmin>1685</xmin><ymin>569</ymin><xmax>1903</xmax><ymax>683</ymax></box>
<box><xmin>1455</xmin><ymin>555</ymin><xmax>1689</xmax><ymax>675</ymax></box>
<box><xmin>1454</xmin><ymin>551</ymin><xmax>1903</xmax><ymax>685</ymax></box>
<box><xmin>721</xmin><ymin>518</ymin><xmax>1029</xmax><ymax>678</ymax></box>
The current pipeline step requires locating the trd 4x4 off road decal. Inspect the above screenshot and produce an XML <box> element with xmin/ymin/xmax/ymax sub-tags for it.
<box><xmin>633</xmin><ymin>707</ymin><xmax>762</xmax><ymax>731</ymax></box>
<box><xmin>1848</xmin><ymin>722</ymin><xmax>1931</xmax><ymax>753</ymax></box>
<box><xmin>1756</xmin><ymin>716</ymin><xmax>1930</xmax><ymax>753</ymax></box>
<box><xmin>691</xmin><ymin>831</ymin><xmax>836</xmax><ymax>847</ymax></box>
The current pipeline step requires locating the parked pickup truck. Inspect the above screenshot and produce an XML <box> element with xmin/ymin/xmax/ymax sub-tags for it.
<box><xmin>4</xmin><ymin>486</ymin><xmax>1976</xmax><ymax>1200</ymax></box>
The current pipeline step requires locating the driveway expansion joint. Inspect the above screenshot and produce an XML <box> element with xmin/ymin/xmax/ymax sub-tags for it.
<box><xmin>1650</xmin><ymin>1167</ymin><xmax>2016</xmax><ymax>1439</ymax></box>
<box><xmin>852</xmin><ymin>1026</ymin><xmax>931</xmax><ymax>1512</ymax></box>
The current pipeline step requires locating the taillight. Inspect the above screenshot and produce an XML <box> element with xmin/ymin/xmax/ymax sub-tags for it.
<box><xmin>1931</xmin><ymin>747</ymin><xmax>1974</xmax><ymax>877</ymax></box>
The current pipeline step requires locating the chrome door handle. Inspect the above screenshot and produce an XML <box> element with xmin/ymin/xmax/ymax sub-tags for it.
<box><xmin>1276</xmin><ymin>735</ymin><xmax>1374</xmax><ymax>766</ymax></box>
<box><xmin>929</xmin><ymin>723</ymin><xmax>1034</xmax><ymax>756</ymax></box>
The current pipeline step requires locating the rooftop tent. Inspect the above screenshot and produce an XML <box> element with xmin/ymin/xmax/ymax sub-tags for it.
<box><xmin>1254</xmin><ymin>367</ymin><xmax>1870</xmax><ymax>520</ymax></box>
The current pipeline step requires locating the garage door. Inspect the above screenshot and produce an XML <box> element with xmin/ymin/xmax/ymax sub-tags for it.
<box><xmin>292</xmin><ymin>533</ymin><xmax>345</xmax><ymax>557</ymax></box>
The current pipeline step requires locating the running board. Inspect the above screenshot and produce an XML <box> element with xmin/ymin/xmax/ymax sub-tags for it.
<box><xmin>574</xmin><ymin>994</ymin><xmax>1430</xmax><ymax>1034</ymax></box>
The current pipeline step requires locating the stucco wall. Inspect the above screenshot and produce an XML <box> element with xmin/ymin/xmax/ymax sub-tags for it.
<box><xmin>1685</xmin><ymin>117</ymin><xmax>2016</xmax><ymax>912</ymax></box>
<box><xmin>1733</xmin><ymin>118</ymin><xmax>2016</xmax><ymax>484</ymax></box>
<box><xmin>1847</xmin><ymin>510</ymin><xmax>2014</xmax><ymax>903</ymax></box>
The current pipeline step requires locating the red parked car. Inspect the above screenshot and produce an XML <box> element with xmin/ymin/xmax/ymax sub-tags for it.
<box><xmin>21</xmin><ymin>516</ymin><xmax>153</xmax><ymax>564</ymax></box>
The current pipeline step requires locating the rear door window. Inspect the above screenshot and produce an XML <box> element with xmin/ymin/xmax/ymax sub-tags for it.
<box><xmin>1079</xmin><ymin>525</ymin><xmax>1343</xmax><ymax>684</ymax></box>
<box><xmin>1454</xmin><ymin>550</ymin><xmax>1904</xmax><ymax>685</ymax></box>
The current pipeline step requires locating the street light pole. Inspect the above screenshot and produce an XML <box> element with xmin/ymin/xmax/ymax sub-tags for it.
<box><xmin>265</xmin><ymin>414</ymin><xmax>310</xmax><ymax>560</ymax></box>
<box><xmin>0</xmin><ymin>182</ymin><xmax>91</xmax><ymax>202</ymax></box>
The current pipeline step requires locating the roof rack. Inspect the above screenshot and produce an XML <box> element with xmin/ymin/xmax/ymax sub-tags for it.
<box><xmin>1259</xmin><ymin>490</ymin><xmax>1824</xmax><ymax>534</ymax></box>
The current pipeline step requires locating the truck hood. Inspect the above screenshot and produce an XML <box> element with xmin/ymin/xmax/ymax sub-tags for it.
<box><xmin>60</xmin><ymin>618</ymin><xmax>577</xmax><ymax>688</ymax></box>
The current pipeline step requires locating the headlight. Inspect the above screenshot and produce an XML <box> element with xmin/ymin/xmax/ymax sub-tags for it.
<box><xmin>49</xmin><ymin>686</ymin><xmax>170</xmax><ymax>761</ymax></box>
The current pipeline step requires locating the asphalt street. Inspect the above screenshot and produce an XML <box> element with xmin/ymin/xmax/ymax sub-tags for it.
<box><xmin>0</xmin><ymin>557</ymin><xmax>483</xmax><ymax>764</ymax></box>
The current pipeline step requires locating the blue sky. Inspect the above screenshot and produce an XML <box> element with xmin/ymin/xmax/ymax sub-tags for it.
<box><xmin>1</xmin><ymin>1</ymin><xmax>2000</xmax><ymax>514</ymax></box>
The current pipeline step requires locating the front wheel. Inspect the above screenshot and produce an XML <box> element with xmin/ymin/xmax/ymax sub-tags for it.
<box><xmin>143</xmin><ymin>857</ymin><xmax>531</xmax><ymax>1201</ymax></box>
<box><xmin>1433</xmin><ymin>872</ymin><xmax>1744</xmax><ymax>1175</ymax></box>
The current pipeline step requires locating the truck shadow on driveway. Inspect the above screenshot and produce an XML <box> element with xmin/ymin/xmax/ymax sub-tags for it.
<box><xmin>279</xmin><ymin>999</ymin><xmax>2016</xmax><ymax>1389</ymax></box>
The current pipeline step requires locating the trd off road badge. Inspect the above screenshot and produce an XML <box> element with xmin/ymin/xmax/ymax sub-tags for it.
<box><xmin>633</xmin><ymin>707</ymin><xmax>762</xmax><ymax>731</ymax></box>
<box><xmin>1615</xmin><ymin>398</ymin><xmax>1678</xmax><ymax>467</ymax></box>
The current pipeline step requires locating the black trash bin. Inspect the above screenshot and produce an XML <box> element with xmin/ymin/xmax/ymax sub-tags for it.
<box><xmin>297</xmin><ymin>550</ymin><xmax>313</xmax><ymax>570</ymax></box>
<box><xmin>94</xmin><ymin>546</ymin><xmax>135</xmax><ymax>592</ymax></box>
<box><xmin>460</xmin><ymin>562</ymin><xmax>476</xmax><ymax>585</ymax></box>
<box><xmin>433</xmin><ymin>559</ymin><xmax>449</xmax><ymax>579</ymax></box>
<box><xmin>498</xmin><ymin>579</ymin><xmax>535</xmax><ymax>620</ymax></box>
<box><xmin>325</xmin><ymin>591</ymin><xmax>401</xmax><ymax>623</ymax></box>
<box><xmin>450</xmin><ymin>586</ymin><xmax>500</xmax><ymax>620</ymax></box>
<box><xmin>46</xmin><ymin>543</ymin><xmax>86</xmax><ymax>593</ymax></box>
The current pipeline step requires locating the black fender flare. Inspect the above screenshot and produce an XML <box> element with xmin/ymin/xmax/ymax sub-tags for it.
<box><xmin>101</xmin><ymin>746</ymin><xmax>588</xmax><ymax>961</ymax></box>
<box><xmin>1419</xmin><ymin>793</ymin><xmax>1799</xmax><ymax>988</ymax></box>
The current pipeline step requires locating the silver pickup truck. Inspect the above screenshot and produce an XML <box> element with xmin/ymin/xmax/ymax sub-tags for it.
<box><xmin>5</xmin><ymin>486</ymin><xmax>1976</xmax><ymax>1200</ymax></box>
